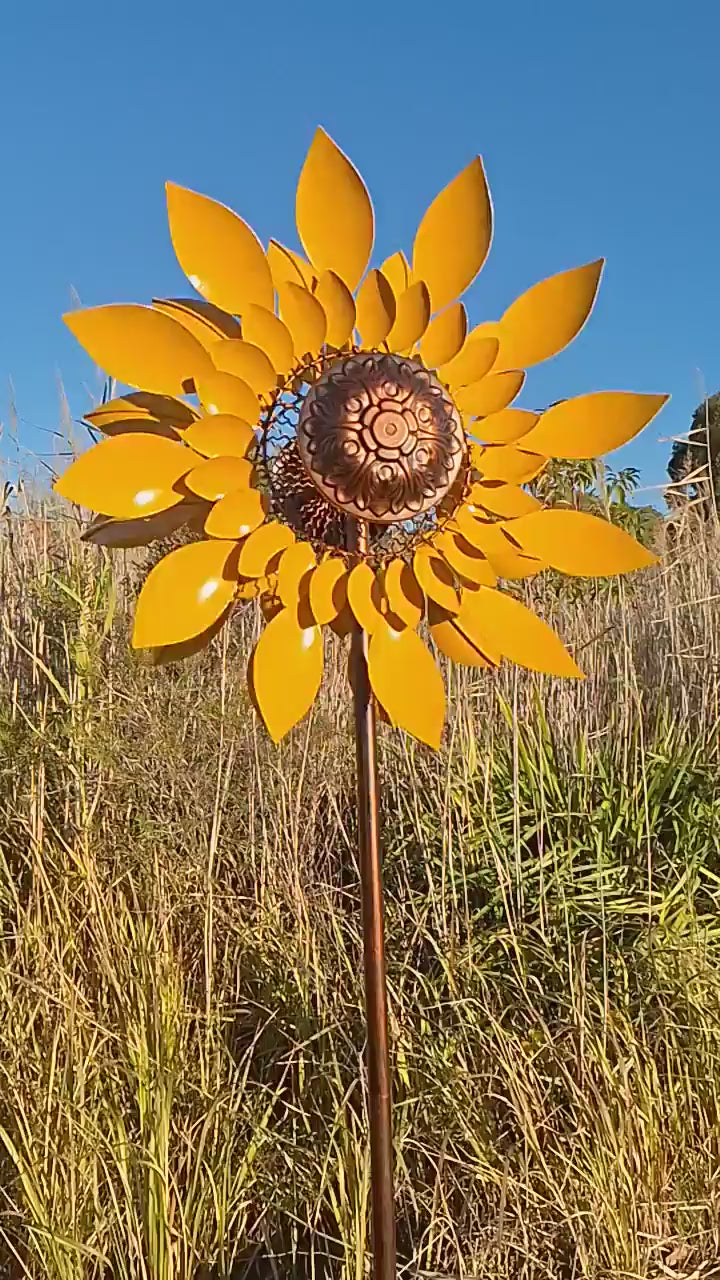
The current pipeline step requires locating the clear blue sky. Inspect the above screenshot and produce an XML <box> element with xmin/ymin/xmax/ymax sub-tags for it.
<box><xmin>2</xmin><ymin>0</ymin><xmax>719</xmax><ymax>504</ymax></box>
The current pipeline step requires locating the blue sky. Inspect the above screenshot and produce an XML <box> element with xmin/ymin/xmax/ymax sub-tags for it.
<box><xmin>2</xmin><ymin>0</ymin><xmax>719</xmax><ymax>505</ymax></box>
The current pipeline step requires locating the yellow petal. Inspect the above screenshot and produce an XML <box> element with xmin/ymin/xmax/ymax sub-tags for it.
<box><xmin>470</xmin><ymin>407</ymin><xmax>539</xmax><ymax>445</ymax></box>
<box><xmin>85</xmin><ymin>392</ymin><xmax>198</xmax><ymax>431</ymax></box>
<box><xmin>412</xmin><ymin>157</ymin><xmax>492</xmax><ymax>312</ymax></box>
<box><xmin>211</xmin><ymin>339</ymin><xmax>277</xmax><ymax>397</ymax></box>
<box><xmin>277</xmin><ymin>542</ymin><xmax>317</xmax><ymax>607</ymax></box>
<box><xmin>238</xmin><ymin>522</ymin><xmax>295</xmax><ymax>577</ymax></box>
<box><xmin>472</xmin><ymin>444</ymin><xmax>546</xmax><ymax>484</ymax></box>
<box><xmin>241</xmin><ymin>305</ymin><xmax>295</xmax><ymax>375</ymax></box>
<box><xmin>152</xmin><ymin>297</ymin><xmax>241</xmax><ymax>347</ymax></box>
<box><xmin>296</xmin><ymin>127</ymin><xmax>374</xmax><ymax>290</ymax></box>
<box><xmin>457</xmin><ymin>587</ymin><xmax>583</xmax><ymax>677</ymax></box>
<box><xmin>445</xmin><ymin>514</ymin><xmax>543</xmax><ymax>581</ymax></box>
<box><xmin>516</xmin><ymin>392</ymin><xmax>670</xmax><ymax>460</ymax></box>
<box><xmin>204</xmin><ymin>488</ymin><xmax>268</xmax><ymax>539</ymax></box>
<box><xmin>250</xmin><ymin>608</ymin><xmax>324</xmax><ymax>742</ymax></box>
<box><xmin>468</xmin><ymin>481</ymin><xmax>542</xmax><ymax>518</ymax></box>
<box><xmin>54</xmin><ymin>433</ymin><xmax>199</xmax><ymax>518</ymax></box>
<box><xmin>144</xmin><ymin>608</ymin><xmax>232</xmax><ymax>667</ymax></box>
<box><xmin>81</xmin><ymin>502</ymin><xmax>203</xmax><ymax>548</ymax></box>
<box><xmin>368</xmin><ymin>623</ymin><xmax>445</xmax><ymax>749</ymax></box>
<box><xmin>386</xmin><ymin>282</ymin><xmax>431</xmax><ymax>352</ymax></box>
<box><xmin>484</xmin><ymin>547</ymin><xmax>543</xmax><ymax>581</ymax></box>
<box><xmin>356</xmin><ymin>270</ymin><xmax>396</xmax><ymax>346</ymax></box>
<box><xmin>447</xmin><ymin>511</ymin><xmax>515</xmax><ymax>557</ymax></box>
<box><xmin>347</xmin><ymin>562</ymin><xmax>384</xmax><ymax>632</ymax></box>
<box><xmin>506</xmin><ymin>509</ymin><xmax>658</xmax><ymax>577</ymax></box>
<box><xmin>132</xmin><ymin>540</ymin><xmax>239</xmax><ymax>648</ymax></box>
<box><xmin>185</xmin><ymin>456</ymin><xmax>253</xmax><ymax>501</ymax></box>
<box><xmin>429</xmin><ymin>604</ymin><xmax>497</xmax><ymax>666</ymax></box>
<box><xmin>455</xmin><ymin>370</ymin><xmax>525</xmax><ymax>418</ymax></box>
<box><xmin>413</xmin><ymin>545</ymin><xmax>460</xmax><ymax>613</ymax></box>
<box><xmin>314</xmin><ymin>271</ymin><xmax>356</xmax><ymax>347</ymax></box>
<box><xmin>380</xmin><ymin>251</ymin><xmax>410</xmax><ymax>297</ymax></box>
<box><xmin>434</xmin><ymin>529</ymin><xmax>497</xmax><ymax>586</ymax></box>
<box><xmin>195</xmin><ymin>371</ymin><xmax>261</xmax><ymax>422</ymax></box>
<box><xmin>308</xmin><ymin>557</ymin><xmax>348</xmax><ymax>624</ymax></box>
<box><xmin>64</xmin><ymin>305</ymin><xmax>212</xmax><ymax>398</ymax></box>
<box><xmin>182</xmin><ymin>414</ymin><xmax>255</xmax><ymax>458</ymax></box>
<box><xmin>496</xmin><ymin>260</ymin><xmax>604</xmax><ymax>371</ymax></box>
<box><xmin>166</xmin><ymin>182</ymin><xmax>273</xmax><ymax>313</ymax></box>
<box><xmin>382</xmin><ymin>558</ymin><xmax>424</xmax><ymax>627</ymax></box>
<box><xmin>438</xmin><ymin>333</ymin><xmax>498</xmax><ymax>389</ymax></box>
<box><xmin>267</xmin><ymin>240</ymin><xmax>315</xmax><ymax>291</ymax></box>
<box><xmin>277</xmin><ymin>282</ymin><xmax>327</xmax><ymax>361</ymax></box>
<box><xmin>419</xmin><ymin>302</ymin><xmax>467</xmax><ymax>369</ymax></box>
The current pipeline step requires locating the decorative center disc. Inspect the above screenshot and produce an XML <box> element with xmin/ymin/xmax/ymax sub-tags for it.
<box><xmin>296</xmin><ymin>352</ymin><xmax>466</xmax><ymax>524</ymax></box>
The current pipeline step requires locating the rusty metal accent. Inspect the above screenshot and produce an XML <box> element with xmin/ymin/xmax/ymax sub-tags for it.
<box><xmin>348</xmin><ymin>516</ymin><xmax>397</xmax><ymax>1280</ymax></box>
<box><xmin>297</xmin><ymin>352</ymin><xmax>465</xmax><ymax>523</ymax></box>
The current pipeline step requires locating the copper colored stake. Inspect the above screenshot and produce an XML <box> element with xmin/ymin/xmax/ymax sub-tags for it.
<box><xmin>348</xmin><ymin>518</ymin><xmax>397</xmax><ymax>1280</ymax></box>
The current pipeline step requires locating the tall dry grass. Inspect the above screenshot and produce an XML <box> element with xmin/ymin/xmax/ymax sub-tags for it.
<box><xmin>0</xmin><ymin>501</ymin><xmax>719</xmax><ymax>1279</ymax></box>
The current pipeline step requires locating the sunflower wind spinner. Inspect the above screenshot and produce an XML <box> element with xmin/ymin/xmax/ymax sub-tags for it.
<box><xmin>56</xmin><ymin>130</ymin><xmax>667</xmax><ymax>1279</ymax></box>
<box><xmin>56</xmin><ymin>129</ymin><xmax>667</xmax><ymax>750</ymax></box>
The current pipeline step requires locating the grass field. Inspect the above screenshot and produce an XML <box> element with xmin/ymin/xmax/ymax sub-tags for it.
<box><xmin>1</xmin><ymin>503</ymin><xmax>719</xmax><ymax>1279</ymax></box>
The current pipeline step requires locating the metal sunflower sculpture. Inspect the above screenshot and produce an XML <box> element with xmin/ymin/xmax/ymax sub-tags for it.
<box><xmin>56</xmin><ymin>128</ymin><xmax>667</xmax><ymax>750</ymax></box>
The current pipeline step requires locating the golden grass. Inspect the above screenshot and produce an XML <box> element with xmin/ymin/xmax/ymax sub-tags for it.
<box><xmin>1</xmin><ymin>503</ymin><xmax>719</xmax><ymax>1279</ymax></box>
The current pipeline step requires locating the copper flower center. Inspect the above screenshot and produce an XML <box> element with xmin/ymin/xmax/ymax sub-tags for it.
<box><xmin>296</xmin><ymin>352</ymin><xmax>466</xmax><ymax>523</ymax></box>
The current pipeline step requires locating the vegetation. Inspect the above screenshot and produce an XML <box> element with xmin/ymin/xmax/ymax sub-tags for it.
<box><xmin>1</xmin><ymin>491</ymin><xmax>719</xmax><ymax>1280</ymax></box>
<box><xmin>667</xmin><ymin>391</ymin><xmax>720</xmax><ymax>521</ymax></box>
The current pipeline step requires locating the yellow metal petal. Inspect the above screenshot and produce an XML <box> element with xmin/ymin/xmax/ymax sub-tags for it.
<box><xmin>267</xmin><ymin>240</ymin><xmax>315</xmax><ymax>291</ymax></box>
<box><xmin>506</xmin><ymin>509</ymin><xmax>658</xmax><ymax>577</ymax></box>
<box><xmin>413</xmin><ymin>545</ymin><xmax>460</xmax><ymax>613</ymax></box>
<box><xmin>448</xmin><ymin>511</ymin><xmax>515</xmax><ymax>557</ymax></box>
<box><xmin>185</xmin><ymin>456</ymin><xmax>253</xmax><ymax>502</ymax></box>
<box><xmin>347</xmin><ymin>562</ymin><xmax>385</xmax><ymax>632</ymax></box>
<box><xmin>444</xmin><ymin>513</ymin><xmax>542</xmax><ymax>581</ymax></box>
<box><xmin>386</xmin><ymin>282</ymin><xmax>431</xmax><ymax>353</ymax></box>
<box><xmin>438</xmin><ymin>333</ymin><xmax>498</xmax><ymax>389</ymax></box>
<box><xmin>429</xmin><ymin>606</ymin><xmax>495</xmax><ymax>667</ymax></box>
<box><xmin>296</xmin><ymin>127</ymin><xmax>374</xmax><ymax>290</ymax></box>
<box><xmin>455</xmin><ymin>371</ymin><xmax>525</xmax><ymax>418</ymax></box>
<box><xmin>85</xmin><ymin>393</ymin><xmax>197</xmax><ymax>440</ymax></box>
<box><xmin>64</xmin><ymin>305</ymin><xmax>212</xmax><ymax>398</ymax></box>
<box><xmin>382</xmin><ymin>558</ymin><xmax>423</xmax><ymax>627</ymax></box>
<box><xmin>472</xmin><ymin>444</ymin><xmax>546</xmax><ymax>484</ymax></box>
<box><xmin>470</xmin><ymin>407</ymin><xmax>538</xmax><ymax>445</ymax></box>
<box><xmin>277</xmin><ymin>542</ymin><xmax>317</xmax><ymax>607</ymax></box>
<box><xmin>277</xmin><ymin>282</ymin><xmax>327</xmax><ymax>360</ymax></box>
<box><xmin>241</xmin><ymin>305</ymin><xmax>295</xmax><ymax>375</ymax></box>
<box><xmin>419</xmin><ymin>302</ymin><xmax>467</xmax><ymax>369</ymax></box>
<box><xmin>144</xmin><ymin>607</ymin><xmax>232</xmax><ymax>667</ymax></box>
<box><xmin>434</xmin><ymin>529</ymin><xmax>497</xmax><ymax>586</ymax></box>
<box><xmin>380</xmin><ymin>251</ymin><xmax>410</xmax><ymax>297</ymax></box>
<box><xmin>356</xmin><ymin>270</ymin><xmax>396</xmax><ymax>346</ymax></box>
<box><xmin>54</xmin><ymin>433</ymin><xmax>199</xmax><ymax>518</ymax></box>
<box><xmin>412</xmin><ymin>157</ymin><xmax>492</xmax><ymax>312</ymax></box>
<box><xmin>238</xmin><ymin>522</ymin><xmax>295</xmax><ymax>577</ymax></box>
<box><xmin>250</xmin><ymin>608</ymin><xmax>323</xmax><ymax>743</ymax></box>
<box><xmin>132</xmin><ymin>539</ymin><xmax>239</xmax><ymax>648</ymax></box>
<box><xmin>496</xmin><ymin>260</ymin><xmax>604</xmax><ymax>371</ymax></box>
<box><xmin>182</xmin><ymin>414</ymin><xmax>255</xmax><ymax>458</ymax></box>
<box><xmin>166</xmin><ymin>182</ymin><xmax>273</xmax><ymax>313</ymax></box>
<box><xmin>368</xmin><ymin>623</ymin><xmax>445</xmax><ymax>749</ymax></box>
<box><xmin>211</xmin><ymin>339</ymin><xmax>277</xmax><ymax>397</ymax></box>
<box><xmin>457</xmin><ymin>586</ymin><xmax>583</xmax><ymax>677</ymax></box>
<box><xmin>516</xmin><ymin>392</ymin><xmax>670</xmax><ymax>460</ymax></box>
<box><xmin>204</xmin><ymin>488</ymin><xmax>268</xmax><ymax>539</ymax></box>
<box><xmin>81</xmin><ymin>502</ymin><xmax>204</xmax><ymax>548</ymax></box>
<box><xmin>152</xmin><ymin>297</ymin><xmax>241</xmax><ymax>348</ymax></box>
<box><xmin>314</xmin><ymin>271</ymin><xmax>356</xmax><ymax>348</ymax></box>
<box><xmin>196</xmin><ymin>371</ymin><xmax>261</xmax><ymax>422</ymax></box>
<box><xmin>309</xmin><ymin>557</ymin><xmax>348</xmax><ymax>624</ymax></box>
<box><xmin>468</xmin><ymin>481</ymin><xmax>542</xmax><ymax>518</ymax></box>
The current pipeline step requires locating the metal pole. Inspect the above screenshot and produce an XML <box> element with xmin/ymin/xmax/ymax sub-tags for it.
<box><xmin>348</xmin><ymin>518</ymin><xmax>396</xmax><ymax>1280</ymax></box>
